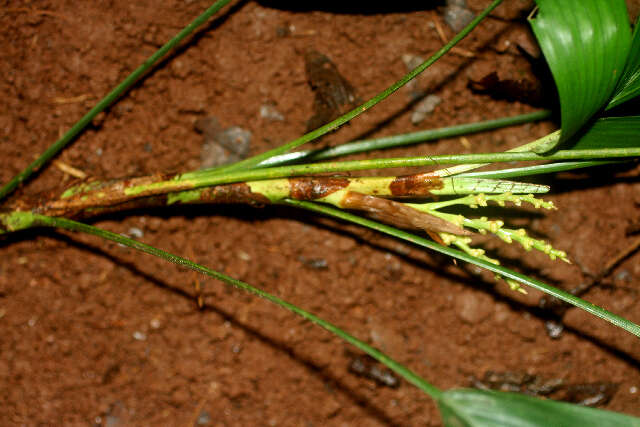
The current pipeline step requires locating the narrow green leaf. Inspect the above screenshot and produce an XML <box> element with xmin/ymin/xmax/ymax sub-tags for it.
<box><xmin>438</xmin><ymin>389</ymin><xmax>640</xmax><ymax>427</ymax></box>
<box><xmin>529</xmin><ymin>0</ymin><xmax>631</xmax><ymax>152</ymax></box>
<box><xmin>10</xmin><ymin>213</ymin><xmax>638</xmax><ymax>427</ymax></box>
<box><xmin>458</xmin><ymin>115</ymin><xmax>640</xmax><ymax>178</ymax></box>
<box><xmin>0</xmin><ymin>212</ymin><xmax>441</xmax><ymax>399</ymax></box>
<box><xmin>458</xmin><ymin>160</ymin><xmax>621</xmax><ymax>179</ymax></box>
<box><xmin>255</xmin><ymin>110</ymin><xmax>552</xmax><ymax>169</ymax></box>
<box><xmin>285</xmin><ymin>199</ymin><xmax>640</xmax><ymax>338</ymax></box>
<box><xmin>0</xmin><ymin>0</ymin><xmax>233</xmax><ymax>202</ymax></box>
<box><xmin>213</xmin><ymin>0</ymin><xmax>504</xmax><ymax>173</ymax></box>
<box><xmin>175</xmin><ymin>148</ymin><xmax>640</xmax><ymax>192</ymax></box>
<box><xmin>608</xmin><ymin>17</ymin><xmax>640</xmax><ymax>109</ymax></box>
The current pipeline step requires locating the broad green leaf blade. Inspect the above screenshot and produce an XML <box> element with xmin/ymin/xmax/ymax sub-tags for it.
<box><xmin>571</xmin><ymin>116</ymin><xmax>640</xmax><ymax>149</ymax></box>
<box><xmin>529</xmin><ymin>0</ymin><xmax>631</xmax><ymax>152</ymax></box>
<box><xmin>438</xmin><ymin>389</ymin><xmax>640</xmax><ymax>427</ymax></box>
<box><xmin>608</xmin><ymin>17</ymin><xmax>640</xmax><ymax>109</ymax></box>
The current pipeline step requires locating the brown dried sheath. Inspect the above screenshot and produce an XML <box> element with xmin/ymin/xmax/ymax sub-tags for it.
<box><xmin>289</xmin><ymin>176</ymin><xmax>350</xmax><ymax>199</ymax></box>
<box><xmin>340</xmin><ymin>191</ymin><xmax>470</xmax><ymax>236</ymax></box>
<box><xmin>33</xmin><ymin>175</ymin><xmax>457</xmax><ymax>236</ymax></box>
<box><xmin>389</xmin><ymin>172</ymin><xmax>444</xmax><ymax>197</ymax></box>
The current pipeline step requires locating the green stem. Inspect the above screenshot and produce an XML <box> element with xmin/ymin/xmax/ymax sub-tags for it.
<box><xmin>284</xmin><ymin>199</ymin><xmax>640</xmax><ymax>338</ymax></box>
<box><xmin>2</xmin><ymin>211</ymin><xmax>442</xmax><ymax>399</ymax></box>
<box><xmin>433</xmin><ymin>130</ymin><xmax>561</xmax><ymax>177</ymax></box>
<box><xmin>252</xmin><ymin>110</ymin><xmax>552</xmax><ymax>168</ymax></box>
<box><xmin>458</xmin><ymin>160</ymin><xmax>622</xmax><ymax>179</ymax></box>
<box><xmin>0</xmin><ymin>0</ymin><xmax>233</xmax><ymax>202</ymax></box>
<box><xmin>213</xmin><ymin>0</ymin><xmax>504</xmax><ymax>174</ymax></box>
<box><xmin>169</xmin><ymin>147</ymin><xmax>640</xmax><ymax>194</ymax></box>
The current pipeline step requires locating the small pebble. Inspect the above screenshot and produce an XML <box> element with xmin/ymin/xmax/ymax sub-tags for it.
<box><xmin>127</xmin><ymin>227</ymin><xmax>144</xmax><ymax>239</ymax></box>
<box><xmin>615</xmin><ymin>270</ymin><xmax>631</xmax><ymax>282</ymax></box>
<box><xmin>237</xmin><ymin>250</ymin><xmax>251</xmax><ymax>261</ymax></box>
<box><xmin>200</xmin><ymin>143</ymin><xmax>228</xmax><ymax>169</ymax></box>
<box><xmin>455</xmin><ymin>291</ymin><xmax>493</xmax><ymax>324</ymax></box>
<box><xmin>337</xmin><ymin>237</ymin><xmax>356</xmax><ymax>252</ymax></box>
<box><xmin>401</xmin><ymin>53</ymin><xmax>424</xmax><ymax>71</ymax></box>
<box><xmin>149</xmin><ymin>318</ymin><xmax>161</xmax><ymax>329</ymax></box>
<box><xmin>444</xmin><ymin>0</ymin><xmax>475</xmax><ymax>32</ymax></box>
<box><xmin>401</xmin><ymin>53</ymin><xmax>426</xmax><ymax>99</ymax></box>
<box><xmin>275</xmin><ymin>24</ymin><xmax>291</xmax><ymax>38</ymax></box>
<box><xmin>259</xmin><ymin>104</ymin><xmax>285</xmax><ymax>121</ymax></box>
<box><xmin>545</xmin><ymin>320</ymin><xmax>564</xmax><ymax>339</ymax></box>
<box><xmin>411</xmin><ymin>94</ymin><xmax>442</xmax><ymax>125</ymax></box>
<box><xmin>132</xmin><ymin>331</ymin><xmax>147</xmax><ymax>341</ymax></box>
<box><xmin>307</xmin><ymin>258</ymin><xmax>328</xmax><ymax>269</ymax></box>
<box><xmin>216</xmin><ymin>127</ymin><xmax>252</xmax><ymax>155</ymax></box>
<box><xmin>104</xmin><ymin>415</ymin><xmax>120</xmax><ymax>427</ymax></box>
<box><xmin>197</xmin><ymin>117</ymin><xmax>252</xmax><ymax>169</ymax></box>
<box><xmin>196</xmin><ymin>410</ymin><xmax>211</xmax><ymax>425</ymax></box>
<box><xmin>349</xmin><ymin>355</ymin><xmax>400</xmax><ymax>388</ymax></box>
<box><xmin>298</xmin><ymin>256</ymin><xmax>328</xmax><ymax>270</ymax></box>
<box><xmin>117</xmin><ymin>233</ymin><xmax>130</xmax><ymax>248</ymax></box>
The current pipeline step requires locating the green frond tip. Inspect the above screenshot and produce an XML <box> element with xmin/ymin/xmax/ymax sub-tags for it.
<box><xmin>607</xmin><ymin>17</ymin><xmax>640</xmax><ymax>109</ymax></box>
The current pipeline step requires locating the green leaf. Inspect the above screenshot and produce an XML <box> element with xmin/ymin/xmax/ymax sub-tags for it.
<box><xmin>608</xmin><ymin>17</ymin><xmax>640</xmax><ymax>109</ymax></box>
<box><xmin>571</xmin><ymin>116</ymin><xmax>640</xmax><ymax>149</ymax></box>
<box><xmin>457</xmin><ymin>160</ymin><xmax>620</xmax><ymax>179</ymax></box>
<box><xmin>529</xmin><ymin>0</ymin><xmax>631</xmax><ymax>152</ymax></box>
<box><xmin>285</xmin><ymin>199</ymin><xmax>640</xmax><ymax>338</ymax></box>
<box><xmin>438</xmin><ymin>389</ymin><xmax>640</xmax><ymax>427</ymax></box>
<box><xmin>13</xmin><ymin>213</ymin><xmax>640</xmax><ymax>427</ymax></box>
<box><xmin>0</xmin><ymin>0</ymin><xmax>234</xmax><ymax>202</ymax></box>
<box><xmin>255</xmin><ymin>111</ymin><xmax>552</xmax><ymax>169</ymax></box>
<box><xmin>213</xmin><ymin>0</ymin><xmax>504</xmax><ymax>173</ymax></box>
<box><xmin>4</xmin><ymin>212</ymin><xmax>443</xmax><ymax>399</ymax></box>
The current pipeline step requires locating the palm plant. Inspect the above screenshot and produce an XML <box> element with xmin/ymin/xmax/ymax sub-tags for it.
<box><xmin>2</xmin><ymin>0</ymin><xmax>640</xmax><ymax>424</ymax></box>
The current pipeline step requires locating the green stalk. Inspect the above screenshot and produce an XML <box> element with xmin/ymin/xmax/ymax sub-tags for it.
<box><xmin>284</xmin><ymin>199</ymin><xmax>640</xmax><ymax>338</ymax></box>
<box><xmin>0</xmin><ymin>0</ymin><xmax>233</xmax><ymax>202</ymax></box>
<box><xmin>250</xmin><ymin>110</ymin><xmax>552</xmax><ymax>168</ymax></box>
<box><xmin>212</xmin><ymin>0</ymin><xmax>504</xmax><ymax>174</ymax></box>
<box><xmin>0</xmin><ymin>211</ymin><xmax>441</xmax><ymax>399</ymax></box>
<box><xmin>433</xmin><ymin>130</ymin><xmax>560</xmax><ymax>177</ymax></box>
<box><xmin>458</xmin><ymin>160</ymin><xmax>622</xmax><ymax>179</ymax></box>
<box><xmin>160</xmin><ymin>147</ymin><xmax>640</xmax><ymax>196</ymax></box>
